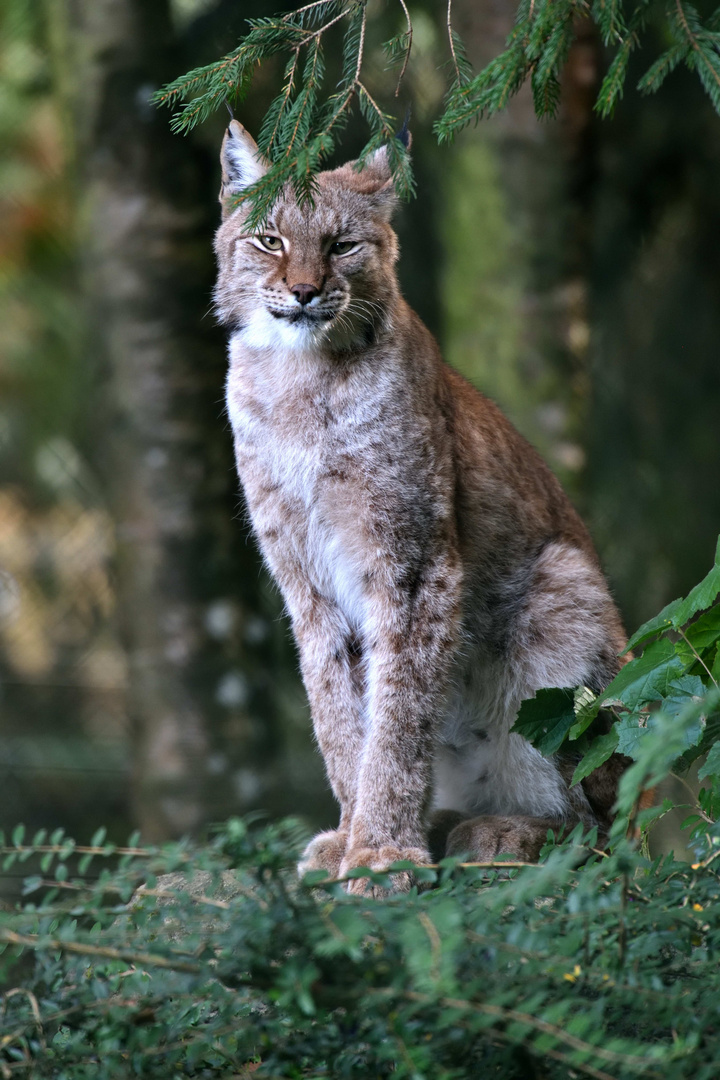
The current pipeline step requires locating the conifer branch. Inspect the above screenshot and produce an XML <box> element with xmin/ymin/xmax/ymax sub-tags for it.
<box><xmin>394</xmin><ymin>0</ymin><xmax>413</xmax><ymax>96</ymax></box>
<box><xmin>674</xmin><ymin>0</ymin><xmax>720</xmax><ymax>98</ymax></box>
<box><xmin>153</xmin><ymin>0</ymin><xmax>720</xmax><ymax>218</ymax></box>
<box><xmin>447</xmin><ymin>0</ymin><xmax>462</xmax><ymax>85</ymax></box>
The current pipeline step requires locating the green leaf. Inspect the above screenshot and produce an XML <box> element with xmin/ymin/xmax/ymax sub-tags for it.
<box><xmin>12</xmin><ymin>824</ymin><xmax>25</xmax><ymax>848</ymax></box>
<box><xmin>612</xmin><ymin>696</ymin><xmax>720</xmax><ymax>834</ymax></box>
<box><xmin>615</xmin><ymin>707</ymin><xmax>704</xmax><ymax>760</ymax></box>
<box><xmin>698</xmin><ymin>741</ymin><xmax>720</xmax><ymax>781</ymax></box>
<box><xmin>512</xmin><ymin>688</ymin><xmax>576</xmax><ymax>755</ymax></box>
<box><xmin>569</xmin><ymin>686</ymin><xmax>600</xmax><ymax>739</ymax></box>
<box><xmin>571</xmin><ymin>729</ymin><xmax>619</xmax><ymax>787</ymax></box>
<box><xmin>713</xmin><ymin>646</ymin><xmax>720</xmax><ymax>683</ymax></box>
<box><xmin>602</xmin><ymin>637</ymin><xmax>685</xmax><ymax>712</ymax></box>
<box><xmin>676</xmin><ymin>604</ymin><xmax>720</xmax><ymax>666</ymax></box>
<box><xmin>22</xmin><ymin>876</ymin><xmax>43</xmax><ymax>896</ymax></box>
<box><xmin>671</xmin><ymin>537</ymin><xmax>720</xmax><ymax>628</ymax></box>
<box><xmin>635</xmin><ymin>796</ymin><xmax>675</xmax><ymax>832</ymax></box>
<box><xmin>661</xmin><ymin>675</ymin><xmax>708</xmax><ymax>718</ymax></box>
<box><xmin>625</xmin><ymin>597</ymin><xmax>683</xmax><ymax>652</ymax></box>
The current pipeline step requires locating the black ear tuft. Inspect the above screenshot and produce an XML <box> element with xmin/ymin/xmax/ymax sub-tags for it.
<box><xmin>395</xmin><ymin>106</ymin><xmax>411</xmax><ymax>149</ymax></box>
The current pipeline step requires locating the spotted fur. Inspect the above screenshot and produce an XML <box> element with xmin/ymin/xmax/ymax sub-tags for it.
<box><xmin>214</xmin><ymin>122</ymin><xmax>628</xmax><ymax>893</ymax></box>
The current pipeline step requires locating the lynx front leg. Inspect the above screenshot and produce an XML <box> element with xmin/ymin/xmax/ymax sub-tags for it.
<box><xmin>341</xmin><ymin>555</ymin><xmax>462</xmax><ymax>895</ymax></box>
<box><xmin>290</xmin><ymin>593</ymin><xmax>367</xmax><ymax>879</ymax></box>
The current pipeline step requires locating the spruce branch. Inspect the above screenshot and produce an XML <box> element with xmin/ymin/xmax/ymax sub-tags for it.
<box><xmin>673</xmin><ymin>0</ymin><xmax>720</xmax><ymax>108</ymax></box>
<box><xmin>393</xmin><ymin>0</ymin><xmax>413</xmax><ymax>95</ymax></box>
<box><xmin>154</xmin><ymin>0</ymin><xmax>720</xmax><ymax>220</ymax></box>
<box><xmin>447</xmin><ymin>0</ymin><xmax>462</xmax><ymax>85</ymax></box>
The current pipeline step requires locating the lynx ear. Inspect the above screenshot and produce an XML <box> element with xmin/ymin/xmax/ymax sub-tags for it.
<box><xmin>363</xmin><ymin>125</ymin><xmax>412</xmax><ymax>183</ymax></box>
<box><xmin>352</xmin><ymin>130</ymin><xmax>412</xmax><ymax>219</ymax></box>
<box><xmin>219</xmin><ymin>120</ymin><xmax>268</xmax><ymax>219</ymax></box>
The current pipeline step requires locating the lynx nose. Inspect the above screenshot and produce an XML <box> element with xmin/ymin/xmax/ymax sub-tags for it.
<box><xmin>291</xmin><ymin>283</ymin><xmax>320</xmax><ymax>306</ymax></box>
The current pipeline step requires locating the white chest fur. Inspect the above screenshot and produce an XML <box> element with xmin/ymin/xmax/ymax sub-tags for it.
<box><xmin>226</xmin><ymin>335</ymin><xmax>368</xmax><ymax>634</ymax></box>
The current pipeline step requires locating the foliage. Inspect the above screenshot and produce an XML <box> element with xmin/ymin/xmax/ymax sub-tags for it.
<box><xmin>3</xmin><ymin>541</ymin><xmax>720</xmax><ymax>1079</ymax></box>
<box><xmin>154</xmin><ymin>0</ymin><xmax>720</xmax><ymax>221</ymax></box>
<box><xmin>514</xmin><ymin>534</ymin><xmax>720</xmax><ymax>830</ymax></box>
<box><xmin>0</xmin><ymin>800</ymin><xmax>717</xmax><ymax>1079</ymax></box>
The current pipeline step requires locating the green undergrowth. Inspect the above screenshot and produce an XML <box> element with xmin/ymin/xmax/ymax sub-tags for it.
<box><xmin>2</xmin><ymin>537</ymin><xmax>720</xmax><ymax>1079</ymax></box>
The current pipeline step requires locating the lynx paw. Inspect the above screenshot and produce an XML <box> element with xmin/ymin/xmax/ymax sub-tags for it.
<box><xmin>340</xmin><ymin>845</ymin><xmax>431</xmax><ymax>898</ymax></box>
<box><xmin>446</xmin><ymin>815</ymin><xmax>561</xmax><ymax>862</ymax></box>
<box><xmin>297</xmin><ymin>829</ymin><xmax>348</xmax><ymax>880</ymax></box>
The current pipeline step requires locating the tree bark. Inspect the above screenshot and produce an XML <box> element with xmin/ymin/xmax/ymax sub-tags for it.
<box><xmin>64</xmin><ymin>0</ymin><xmax>335</xmax><ymax>841</ymax></box>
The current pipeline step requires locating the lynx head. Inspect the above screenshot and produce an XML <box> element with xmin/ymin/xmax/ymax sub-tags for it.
<box><xmin>213</xmin><ymin>121</ymin><xmax>407</xmax><ymax>352</ymax></box>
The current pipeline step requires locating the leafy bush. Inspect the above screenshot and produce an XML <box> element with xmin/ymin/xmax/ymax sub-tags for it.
<box><xmin>2</xmin><ymin>539</ymin><xmax>720</xmax><ymax>1079</ymax></box>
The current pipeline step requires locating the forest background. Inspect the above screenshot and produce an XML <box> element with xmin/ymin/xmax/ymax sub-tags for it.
<box><xmin>1</xmin><ymin>0</ymin><xmax>720</xmax><ymax>896</ymax></box>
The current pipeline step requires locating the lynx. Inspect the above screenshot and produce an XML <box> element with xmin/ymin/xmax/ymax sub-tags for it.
<box><xmin>214</xmin><ymin>121</ymin><xmax>627</xmax><ymax>894</ymax></box>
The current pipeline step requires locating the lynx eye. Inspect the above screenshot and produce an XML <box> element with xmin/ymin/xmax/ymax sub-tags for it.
<box><xmin>329</xmin><ymin>240</ymin><xmax>357</xmax><ymax>256</ymax></box>
<box><xmin>256</xmin><ymin>235</ymin><xmax>283</xmax><ymax>252</ymax></box>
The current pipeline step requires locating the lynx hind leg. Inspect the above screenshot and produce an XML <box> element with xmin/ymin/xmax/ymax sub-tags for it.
<box><xmin>513</xmin><ymin>540</ymin><xmax>627</xmax><ymax>698</ymax></box>
<box><xmin>298</xmin><ymin>829</ymin><xmax>348</xmax><ymax>880</ymax></box>
<box><xmin>446</xmin><ymin>815</ymin><xmax>569</xmax><ymax>862</ymax></box>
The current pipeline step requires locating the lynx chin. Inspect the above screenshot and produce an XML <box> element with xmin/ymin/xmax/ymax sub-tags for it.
<box><xmin>214</xmin><ymin>120</ymin><xmax>628</xmax><ymax>895</ymax></box>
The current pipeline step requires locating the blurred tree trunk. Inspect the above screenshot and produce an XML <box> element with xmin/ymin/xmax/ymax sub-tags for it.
<box><xmin>61</xmin><ymin>0</ymin><xmax>332</xmax><ymax>843</ymax></box>
<box><xmin>66</xmin><ymin>0</ymin><xmax>217</xmax><ymax>839</ymax></box>
<box><xmin>443</xmin><ymin>0</ymin><xmax>600</xmax><ymax>497</ymax></box>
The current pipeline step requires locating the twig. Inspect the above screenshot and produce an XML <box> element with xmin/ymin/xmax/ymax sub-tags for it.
<box><xmin>691</xmin><ymin>845</ymin><xmax>720</xmax><ymax>871</ymax></box>
<box><xmin>618</xmin><ymin>870</ymin><xmax>628</xmax><ymax>966</ymax></box>
<box><xmin>1</xmin><ymin>989</ymin><xmax>45</xmax><ymax>1052</ymax></box>
<box><xmin>417</xmin><ymin>911</ymin><xmax>442</xmax><ymax>981</ymax></box>
<box><xmin>0</xmin><ymin>844</ymin><xmax>158</xmax><ymax>858</ymax></box>
<box><xmin>0</xmin><ymin>928</ymin><xmax>201</xmax><ymax>975</ymax></box>
<box><xmin>266</xmin><ymin>49</ymin><xmax>301</xmax><ymax>156</ymax></box>
<box><xmin>356</xmin><ymin>81</ymin><xmax>394</xmax><ymax>135</ymax></box>
<box><xmin>672</xmin><ymin>772</ymin><xmax>713</xmax><ymax>823</ymax></box>
<box><xmin>296</xmin><ymin>7</ymin><xmax>351</xmax><ymax>48</ymax></box>
<box><xmin>371</xmin><ymin>988</ymin><xmax>659</xmax><ymax>1075</ymax></box>
<box><xmin>447</xmin><ymin>0</ymin><xmax>461</xmax><ymax>84</ymax></box>
<box><xmin>394</xmin><ymin>0</ymin><xmax>413</xmax><ymax>96</ymax></box>
<box><xmin>354</xmin><ymin>3</ymin><xmax>368</xmax><ymax>83</ymax></box>
<box><xmin>675</xmin><ymin>0</ymin><xmax>720</xmax><ymax>93</ymax></box>
<box><xmin>540</xmin><ymin>1045</ymin><xmax>616</xmax><ymax>1080</ymax></box>
<box><xmin>284</xmin><ymin>0</ymin><xmax>342</xmax><ymax>21</ymax></box>
<box><xmin>677</xmin><ymin>625</ymin><xmax>720</xmax><ymax>691</ymax></box>
<box><xmin>282</xmin><ymin>37</ymin><xmax>323</xmax><ymax>165</ymax></box>
<box><xmin>309</xmin><ymin>858</ymin><xmax>539</xmax><ymax>886</ymax></box>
